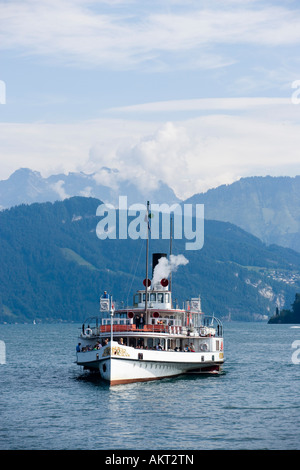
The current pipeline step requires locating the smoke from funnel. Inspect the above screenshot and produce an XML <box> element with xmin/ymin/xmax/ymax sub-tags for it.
<box><xmin>152</xmin><ymin>253</ymin><xmax>167</xmax><ymax>277</ymax></box>
<box><xmin>152</xmin><ymin>254</ymin><xmax>189</xmax><ymax>286</ymax></box>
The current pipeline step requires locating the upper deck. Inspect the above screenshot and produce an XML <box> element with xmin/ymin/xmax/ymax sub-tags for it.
<box><xmin>77</xmin><ymin>253</ymin><xmax>224</xmax><ymax>359</ymax></box>
<box><xmin>133</xmin><ymin>285</ymin><xmax>172</xmax><ymax>310</ymax></box>
<box><xmin>78</xmin><ymin>309</ymin><xmax>223</xmax><ymax>355</ymax></box>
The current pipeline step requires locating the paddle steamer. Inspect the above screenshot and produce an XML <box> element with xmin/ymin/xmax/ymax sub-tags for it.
<box><xmin>76</xmin><ymin>250</ymin><xmax>224</xmax><ymax>385</ymax></box>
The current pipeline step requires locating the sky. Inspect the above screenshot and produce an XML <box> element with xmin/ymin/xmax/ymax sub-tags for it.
<box><xmin>1</xmin><ymin>0</ymin><xmax>300</xmax><ymax>200</ymax></box>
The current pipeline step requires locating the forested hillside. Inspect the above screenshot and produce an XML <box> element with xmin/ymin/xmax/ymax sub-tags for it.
<box><xmin>0</xmin><ymin>197</ymin><xmax>300</xmax><ymax>323</ymax></box>
<box><xmin>268</xmin><ymin>293</ymin><xmax>300</xmax><ymax>324</ymax></box>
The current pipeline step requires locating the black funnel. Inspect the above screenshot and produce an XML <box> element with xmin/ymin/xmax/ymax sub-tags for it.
<box><xmin>152</xmin><ymin>253</ymin><xmax>167</xmax><ymax>277</ymax></box>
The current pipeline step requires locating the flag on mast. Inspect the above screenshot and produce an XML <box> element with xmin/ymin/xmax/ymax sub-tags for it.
<box><xmin>144</xmin><ymin>211</ymin><xmax>153</xmax><ymax>231</ymax></box>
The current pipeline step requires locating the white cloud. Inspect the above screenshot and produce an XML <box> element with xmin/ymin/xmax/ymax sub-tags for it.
<box><xmin>1</xmin><ymin>100</ymin><xmax>299</xmax><ymax>200</ymax></box>
<box><xmin>107</xmin><ymin>114</ymin><xmax>300</xmax><ymax>198</ymax></box>
<box><xmin>0</xmin><ymin>118</ymin><xmax>159</xmax><ymax>179</ymax></box>
<box><xmin>79</xmin><ymin>186</ymin><xmax>94</xmax><ymax>197</ymax></box>
<box><xmin>1</xmin><ymin>0</ymin><xmax>299</xmax><ymax>204</ymax></box>
<box><xmin>50</xmin><ymin>180</ymin><xmax>70</xmax><ymax>199</ymax></box>
<box><xmin>108</xmin><ymin>97</ymin><xmax>291</xmax><ymax>113</ymax></box>
<box><xmin>1</xmin><ymin>1</ymin><xmax>300</xmax><ymax>70</ymax></box>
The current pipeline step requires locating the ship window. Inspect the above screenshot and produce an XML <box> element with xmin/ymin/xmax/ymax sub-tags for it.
<box><xmin>150</xmin><ymin>293</ymin><xmax>156</xmax><ymax>301</ymax></box>
<box><xmin>157</xmin><ymin>293</ymin><xmax>164</xmax><ymax>303</ymax></box>
<box><xmin>142</xmin><ymin>293</ymin><xmax>150</xmax><ymax>301</ymax></box>
<box><xmin>216</xmin><ymin>340</ymin><xmax>219</xmax><ymax>350</ymax></box>
<box><xmin>165</xmin><ymin>294</ymin><xmax>170</xmax><ymax>303</ymax></box>
<box><xmin>114</xmin><ymin>312</ymin><xmax>127</xmax><ymax>319</ymax></box>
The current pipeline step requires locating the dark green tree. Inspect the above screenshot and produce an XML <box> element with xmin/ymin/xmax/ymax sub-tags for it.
<box><xmin>292</xmin><ymin>293</ymin><xmax>300</xmax><ymax>320</ymax></box>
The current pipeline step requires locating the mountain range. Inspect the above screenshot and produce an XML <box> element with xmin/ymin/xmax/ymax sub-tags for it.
<box><xmin>0</xmin><ymin>168</ymin><xmax>180</xmax><ymax>209</ymax></box>
<box><xmin>0</xmin><ymin>170</ymin><xmax>299</xmax><ymax>254</ymax></box>
<box><xmin>185</xmin><ymin>175</ymin><xmax>300</xmax><ymax>253</ymax></box>
<box><xmin>0</xmin><ymin>196</ymin><xmax>299</xmax><ymax>324</ymax></box>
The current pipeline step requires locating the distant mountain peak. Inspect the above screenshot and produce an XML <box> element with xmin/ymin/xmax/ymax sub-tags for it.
<box><xmin>0</xmin><ymin>167</ymin><xmax>180</xmax><ymax>209</ymax></box>
<box><xmin>184</xmin><ymin>174</ymin><xmax>300</xmax><ymax>253</ymax></box>
<box><xmin>8</xmin><ymin>167</ymin><xmax>42</xmax><ymax>179</ymax></box>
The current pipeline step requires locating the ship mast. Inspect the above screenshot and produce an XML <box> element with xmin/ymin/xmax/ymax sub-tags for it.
<box><xmin>145</xmin><ymin>201</ymin><xmax>150</xmax><ymax>323</ymax></box>
<box><xmin>169</xmin><ymin>215</ymin><xmax>173</xmax><ymax>300</ymax></box>
<box><xmin>110</xmin><ymin>296</ymin><xmax>114</xmax><ymax>350</ymax></box>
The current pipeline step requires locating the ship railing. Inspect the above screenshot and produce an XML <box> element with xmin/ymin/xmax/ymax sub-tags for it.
<box><xmin>99</xmin><ymin>324</ymin><xmax>168</xmax><ymax>333</ymax></box>
<box><xmin>78</xmin><ymin>344</ymin><xmax>215</xmax><ymax>354</ymax></box>
<box><xmin>200</xmin><ymin>315</ymin><xmax>223</xmax><ymax>337</ymax></box>
<box><xmin>80</xmin><ymin>323</ymin><xmax>223</xmax><ymax>338</ymax></box>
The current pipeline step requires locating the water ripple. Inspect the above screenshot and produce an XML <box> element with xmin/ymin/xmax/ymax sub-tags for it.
<box><xmin>1</xmin><ymin>322</ymin><xmax>300</xmax><ymax>450</ymax></box>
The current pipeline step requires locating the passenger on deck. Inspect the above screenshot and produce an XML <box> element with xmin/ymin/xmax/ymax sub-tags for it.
<box><xmin>139</xmin><ymin>313</ymin><xmax>145</xmax><ymax>329</ymax></box>
<box><xmin>190</xmin><ymin>343</ymin><xmax>195</xmax><ymax>352</ymax></box>
<box><xmin>119</xmin><ymin>338</ymin><xmax>124</xmax><ymax>345</ymax></box>
<box><xmin>76</xmin><ymin>343</ymin><xmax>81</xmax><ymax>352</ymax></box>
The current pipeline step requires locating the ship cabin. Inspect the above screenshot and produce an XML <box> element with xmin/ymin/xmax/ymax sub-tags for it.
<box><xmin>78</xmin><ymin>252</ymin><xmax>223</xmax><ymax>353</ymax></box>
<box><xmin>79</xmin><ymin>279</ymin><xmax>223</xmax><ymax>354</ymax></box>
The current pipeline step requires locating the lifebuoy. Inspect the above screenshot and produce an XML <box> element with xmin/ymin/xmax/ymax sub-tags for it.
<box><xmin>85</xmin><ymin>328</ymin><xmax>92</xmax><ymax>336</ymax></box>
<box><xmin>200</xmin><ymin>343</ymin><xmax>208</xmax><ymax>351</ymax></box>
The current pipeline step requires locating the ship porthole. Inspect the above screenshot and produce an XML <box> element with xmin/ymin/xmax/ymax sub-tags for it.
<box><xmin>103</xmin><ymin>364</ymin><xmax>106</xmax><ymax>372</ymax></box>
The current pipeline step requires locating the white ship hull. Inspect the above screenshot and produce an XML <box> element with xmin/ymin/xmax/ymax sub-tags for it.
<box><xmin>77</xmin><ymin>341</ymin><xmax>224</xmax><ymax>385</ymax></box>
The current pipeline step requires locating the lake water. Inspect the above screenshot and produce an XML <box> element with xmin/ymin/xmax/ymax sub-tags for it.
<box><xmin>0</xmin><ymin>322</ymin><xmax>299</xmax><ymax>450</ymax></box>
